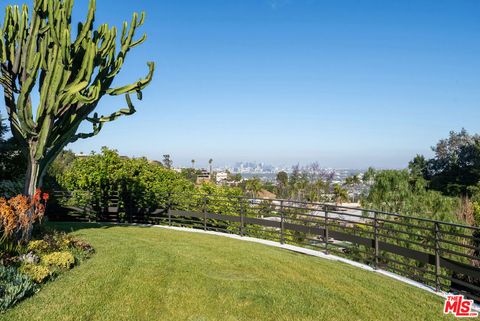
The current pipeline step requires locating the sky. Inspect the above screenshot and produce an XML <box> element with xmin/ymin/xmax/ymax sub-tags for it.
<box><xmin>2</xmin><ymin>0</ymin><xmax>480</xmax><ymax>169</ymax></box>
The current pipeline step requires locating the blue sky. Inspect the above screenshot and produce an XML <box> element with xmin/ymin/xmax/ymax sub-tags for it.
<box><xmin>3</xmin><ymin>0</ymin><xmax>480</xmax><ymax>168</ymax></box>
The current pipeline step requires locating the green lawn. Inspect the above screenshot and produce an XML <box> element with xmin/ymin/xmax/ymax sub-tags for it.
<box><xmin>3</xmin><ymin>223</ymin><xmax>452</xmax><ymax>321</ymax></box>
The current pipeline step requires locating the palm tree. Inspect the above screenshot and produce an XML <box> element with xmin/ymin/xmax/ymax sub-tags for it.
<box><xmin>246</xmin><ymin>177</ymin><xmax>262</xmax><ymax>198</ymax></box>
<box><xmin>293</xmin><ymin>178</ymin><xmax>308</xmax><ymax>201</ymax></box>
<box><xmin>333</xmin><ymin>183</ymin><xmax>349</xmax><ymax>206</ymax></box>
<box><xmin>344</xmin><ymin>174</ymin><xmax>361</xmax><ymax>202</ymax></box>
<box><xmin>191</xmin><ymin>159</ymin><xmax>195</xmax><ymax>169</ymax></box>
<box><xmin>345</xmin><ymin>174</ymin><xmax>361</xmax><ymax>186</ymax></box>
<box><xmin>208</xmin><ymin>158</ymin><xmax>213</xmax><ymax>175</ymax></box>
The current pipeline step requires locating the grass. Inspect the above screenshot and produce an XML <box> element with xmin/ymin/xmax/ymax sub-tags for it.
<box><xmin>3</xmin><ymin>223</ymin><xmax>453</xmax><ymax>321</ymax></box>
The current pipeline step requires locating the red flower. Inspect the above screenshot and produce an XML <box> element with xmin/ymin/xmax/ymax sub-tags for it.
<box><xmin>33</xmin><ymin>189</ymin><xmax>42</xmax><ymax>202</ymax></box>
<box><xmin>42</xmin><ymin>193</ymin><xmax>49</xmax><ymax>201</ymax></box>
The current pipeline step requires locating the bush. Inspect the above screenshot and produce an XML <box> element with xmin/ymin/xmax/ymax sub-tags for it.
<box><xmin>57</xmin><ymin>147</ymin><xmax>195</xmax><ymax>216</ymax></box>
<box><xmin>0</xmin><ymin>180</ymin><xmax>23</xmax><ymax>199</ymax></box>
<box><xmin>42</xmin><ymin>251</ymin><xmax>75</xmax><ymax>269</ymax></box>
<box><xmin>27</xmin><ymin>240</ymin><xmax>50</xmax><ymax>253</ymax></box>
<box><xmin>0</xmin><ymin>228</ymin><xmax>94</xmax><ymax>312</ymax></box>
<box><xmin>71</xmin><ymin>239</ymin><xmax>94</xmax><ymax>252</ymax></box>
<box><xmin>38</xmin><ymin>231</ymin><xmax>74</xmax><ymax>252</ymax></box>
<box><xmin>0</xmin><ymin>189</ymin><xmax>48</xmax><ymax>244</ymax></box>
<box><xmin>0</xmin><ymin>266</ymin><xmax>37</xmax><ymax>312</ymax></box>
<box><xmin>19</xmin><ymin>265</ymin><xmax>51</xmax><ymax>283</ymax></box>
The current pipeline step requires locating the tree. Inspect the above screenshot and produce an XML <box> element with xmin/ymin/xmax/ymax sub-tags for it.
<box><xmin>408</xmin><ymin>154</ymin><xmax>427</xmax><ymax>178</ymax></box>
<box><xmin>289</xmin><ymin>164</ymin><xmax>301</xmax><ymax>190</ymax></box>
<box><xmin>245</xmin><ymin>177</ymin><xmax>262</xmax><ymax>198</ymax></box>
<box><xmin>59</xmin><ymin>147</ymin><xmax>194</xmax><ymax>213</ymax></box>
<box><xmin>332</xmin><ymin>183</ymin><xmax>349</xmax><ymax>205</ymax></box>
<box><xmin>362</xmin><ymin>167</ymin><xmax>376</xmax><ymax>185</ymax></box>
<box><xmin>360</xmin><ymin>169</ymin><xmax>468</xmax><ymax>287</ymax></box>
<box><xmin>0</xmin><ymin>113</ymin><xmax>25</xmax><ymax>196</ymax></box>
<box><xmin>344</xmin><ymin>174</ymin><xmax>361</xmax><ymax>202</ymax></box>
<box><xmin>275</xmin><ymin>171</ymin><xmax>288</xmax><ymax>198</ymax></box>
<box><xmin>0</xmin><ymin>112</ymin><xmax>26</xmax><ymax>182</ymax></box>
<box><xmin>0</xmin><ymin>112</ymin><xmax>6</xmax><ymax>140</ymax></box>
<box><xmin>344</xmin><ymin>174</ymin><xmax>361</xmax><ymax>187</ymax></box>
<box><xmin>43</xmin><ymin>149</ymin><xmax>76</xmax><ymax>189</ymax></box>
<box><xmin>208</xmin><ymin>158</ymin><xmax>213</xmax><ymax>175</ymax></box>
<box><xmin>361</xmin><ymin>169</ymin><xmax>459</xmax><ymax>222</ymax></box>
<box><xmin>229</xmin><ymin>173</ymin><xmax>242</xmax><ymax>182</ymax></box>
<box><xmin>180</xmin><ymin>168</ymin><xmax>198</xmax><ymax>184</ymax></box>
<box><xmin>292</xmin><ymin>173</ymin><xmax>309</xmax><ymax>200</ymax></box>
<box><xmin>0</xmin><ymin>0</ymin><xmax>154</xmax><ymax>195</ymax></box>
<box><xmin>425</xmin><ymin>129</ymin><xmax>480</xmax><ymax>196</ymax></box>
<box><xmin>276</xmin><ymin>171</ymin><xmax>288</xmax><ymax>186</ymax></box>
<box><xmin>162</xmin><ymin>154</ymin><xmax>173</xmax><ymax>169</ymax></box>
<box><xmin>191</xmin><ymin>159</ymin><xmax>195</xmax><ymax>169</ymax></box>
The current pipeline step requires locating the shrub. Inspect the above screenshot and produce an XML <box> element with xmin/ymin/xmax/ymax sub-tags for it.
<box><xmin>42</xmin><ymin>251</ymin><xmax>75</xmax><ymax>269</ymax></box>
<box><xmin>57</xmin><ymin>235</ymin><xmax>74</xmax><ymax>249</ymax></box>
<box><xmin>0</xmin><ymin>180</ymin><xmax>23</xmax><ymax>199</ymax></box>
<box><xmin>72</xmin><ymin>239</ymin><xmax>95</xmax><ymax>253</ymax></box>
<box><xmin>39</xmin><ymin>231</ymin><xmax>73</xmax><ymax>252</ymax></box>
<box><xmin>0</xmin><ymin>266</ymin><xmax>37</xmax><ymax>312</ymax></box>
<box><xmin>19</xmin><ymin>265</ymin><xmax>51</xmax><ymax>283</ymax></box>
<box><xmin>27</xmin><ymin>240</ymin><xmax>50</xmax><ymax>253</ymax></box>
<box><xmin>18</xmin><ymin>252</ymin><xmax>40</xmax><ymax>265</ymax></box>
<box><xmin>0</xmin><ymin>241</ymin><xmax>22</xmax><ymax>258</ymax></box>
<box><xmin>57</xmin><ymin>147</ymin><xmax>195</xmax><ymax>217</ymax></box>
<box><xmin>0</xmin><ymin>189</ymin><xmax>48</xmax><ymax>243</ymax></box>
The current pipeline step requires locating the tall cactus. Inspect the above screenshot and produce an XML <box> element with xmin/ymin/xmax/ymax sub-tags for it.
<box><xmin>0</xmin><ymin>0</ymin><xmax>154</xmax><ymax>195</ymax></box>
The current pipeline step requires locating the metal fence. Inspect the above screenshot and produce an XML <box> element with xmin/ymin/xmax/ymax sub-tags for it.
<box><xmin>48</xmin><ymin>191</ymin><xmax>480</xmax><ymax>302</ymax></box>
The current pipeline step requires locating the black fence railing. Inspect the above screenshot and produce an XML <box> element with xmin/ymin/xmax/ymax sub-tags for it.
<box><xmin>47</xmin><ymin>191</ymin><xmax>480</xmax><ymax>302</ymax></box>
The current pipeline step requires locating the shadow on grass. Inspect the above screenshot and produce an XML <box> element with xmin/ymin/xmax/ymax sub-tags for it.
<box><xmin>40</xmin><ymin>221</ymin><xmax>156</xmax><ymax>234</ymax></box>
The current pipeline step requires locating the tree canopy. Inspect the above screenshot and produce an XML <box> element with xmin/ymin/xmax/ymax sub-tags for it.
<box><xmin>409</xmin><ymin>129</ymin><xmax>480</xmax><ymax>196</ymax></box>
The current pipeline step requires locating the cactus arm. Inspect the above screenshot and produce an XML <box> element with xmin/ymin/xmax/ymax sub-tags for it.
<box><xmin>46</xmin><ymin>0</ymin><xmax>60</xmax><ymax>46</ymax></box>
<box><xmin>66</xmin><ymin>90</ymin><xmax>140</xmax><ymax>144</ymax></box>
<box><xmin>106</xmin><ymin>62</ymin><xmax>154</xmax><ymax>96</ymax></box>
<box><xmin>70</xmin><ymin>117</ymin><xmax>103</xmax><ymax>143</ymax></box>
<box><xmin>73</xmin><ymin>0</ymin><xmax>95</xmax><ymax>48</ymax></box>
<box><xmin>17</xmin><ymin>52</ymin><xmax>41</xmax><ymax>132</ymax></box>
<box><xmin>2</xmin><ymin>78</ymin><xmax>24</xmax><ymax>140</ymax></box>
<box><xmin>12</xmin><ymin>5</ymin><xmax>29</xmax><ymax>75</ymax></box>
<box><xmin>87</xmin><ymin>93</ymin><xmax>136</xmax><ymax>124</ymax></box>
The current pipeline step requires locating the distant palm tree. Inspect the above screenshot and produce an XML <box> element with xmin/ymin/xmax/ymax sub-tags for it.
<box><xmin>333</xmin><ymin>183</ymin><xmax>349</xmax><ymax>205</ymax></box>
<box><xmin>208</xmin><ymin>158</ymin><xmax>213</xmax><ymax>175</ymax></box>
<box><xmin>191</xmin><ymin>159</ymin><xmax>195</xmax><ymax>169</ymax></box>
<box><xmin>246</xmin><ymin>177</ymin><xmax>262</xmax><ymax>198</ymax></box>
<box><xmin>344</xmin><ymin>174</ymin><xmax>361</xmax><ymax>202</ymax></box>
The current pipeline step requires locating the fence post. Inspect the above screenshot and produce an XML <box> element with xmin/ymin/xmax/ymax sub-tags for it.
<box><xmin>434</xmin><ymin>222</ymin><xmax>441</xmax><ymax>292</ymax></box>
<box><xmin>324</xmin><ymin>205</ymin><xmax>329</xmax><ymax>254</ymax></box>
<box><xmin>374</xmin><ymin>211</ymin><xmax>379</xmax><ymax>269</ymax></box>
<box><xmin>280</xmin><ymin>200</ymin><xmax>285</xmax><ymax>244</ymax></box>
<box><xmin>167</xmin><ymin>199</ymin><xmax>172</xmax><ymax>226</ymax></box>
<box><xmin>203</xmin><ymin>196</ymin><xmax>207</xmax><ymax>231</ymax></box>
<box><xmin>240</xmin><ymin>201</ymin><xmax>245</xmax><ymax>236</ymax></box>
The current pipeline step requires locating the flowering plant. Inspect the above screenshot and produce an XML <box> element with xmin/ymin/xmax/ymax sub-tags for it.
<box><xmin>0</xmin><ymin>189</ymin><xmax>48</xmax><ymax>243</ymax></box>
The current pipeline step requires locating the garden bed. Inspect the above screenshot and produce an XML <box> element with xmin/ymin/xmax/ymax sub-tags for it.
<box><xmin>0</xmin><ymin>226</ymin><xmax>94</xmax><ymax>312</ymax></box>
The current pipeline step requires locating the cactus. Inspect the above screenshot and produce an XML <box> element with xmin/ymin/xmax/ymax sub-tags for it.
<box><xmin>0</xmin><ymin>0</ymin><xmax>154</xmax><ymax>195</ymax></box>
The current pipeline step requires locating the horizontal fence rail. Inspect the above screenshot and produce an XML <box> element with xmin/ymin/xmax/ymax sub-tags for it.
<box><xmin>47</xmin><ymin>190</ymin><xmax>480</xmax><ymax>302</ymax></box>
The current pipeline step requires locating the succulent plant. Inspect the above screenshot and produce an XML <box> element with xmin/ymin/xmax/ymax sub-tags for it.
<box><xmin>0</xmin><ymin>0</ymin><xmax>155</xmax><ymax>195</ymax></box>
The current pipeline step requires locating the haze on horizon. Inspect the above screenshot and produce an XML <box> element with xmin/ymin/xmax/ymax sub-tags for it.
<box><xmin>6</xmin><ymin>0</ymin><xmax>478</xmax><ymax>169</ymax></box>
